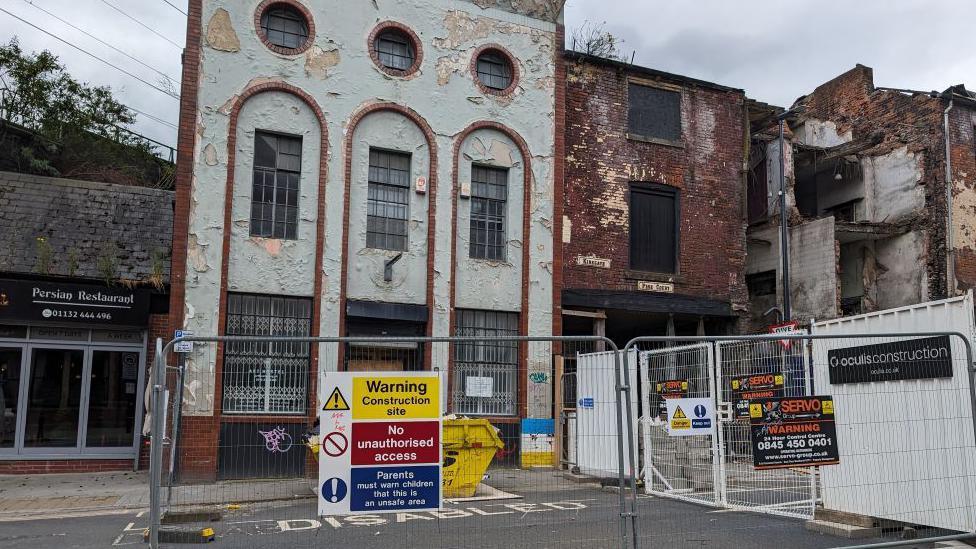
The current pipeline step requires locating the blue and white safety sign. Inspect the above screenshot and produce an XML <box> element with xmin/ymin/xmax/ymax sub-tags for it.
<box><xmin>666</xmin><ymin>397</ymin><xmax>715</xmax><ymax>437</ymax></box>
<box><xmin>174</xmin><ymin>330</ymin><xmax>193</xmax><ymax>353</ymax></box>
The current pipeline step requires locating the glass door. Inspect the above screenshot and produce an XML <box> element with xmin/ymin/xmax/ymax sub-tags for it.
<box><xmin>0</xmin><ymin>347</ymin><xmax>24</xmax><ymax>451</ymax></box>
<box><xmin>85</xmin><ymin>348</ymin><xmax>143</xmax><ymax>449</ymax></box>
<box><xmin>23</xmin><ymin>346</ymin><xmax>86</xmax><ymax>449</ymax></box>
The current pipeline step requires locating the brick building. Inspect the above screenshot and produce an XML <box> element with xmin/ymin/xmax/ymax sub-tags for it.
<box><xmin>170</xmin><ymin>0</ymin><xmax>563</xmax><ymax>479</ymax></box>
<box><xmin>560</xmin><ymin>51</ymin><xmax>749</xmax><ymax>344</ymax></box>
<box><xmin>744</xmin><ymin>65</ymin><xmax>976</xmax><ymax>328</ymax></box>
<box><xmin>0</xmin><ymin>171</ymin><xmax>172</xmax><ymax>473</ymax></box>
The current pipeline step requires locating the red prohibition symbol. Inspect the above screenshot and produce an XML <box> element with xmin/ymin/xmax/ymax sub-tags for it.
<box><xmin>322</xmin><ymin>431</ymin><xmax>349</xmax><ymax>457</ymax></box>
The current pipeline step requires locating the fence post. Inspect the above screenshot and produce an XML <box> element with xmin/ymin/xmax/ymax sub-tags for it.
<box><xmin>619</xmin><ymin>348</ymin><xmax>640</xmax><ymax>549</ymax></box>
<box><xmin>148</xmin><ymin>338</ymin><xmax>166</xmax><ymax>549</ymax></box>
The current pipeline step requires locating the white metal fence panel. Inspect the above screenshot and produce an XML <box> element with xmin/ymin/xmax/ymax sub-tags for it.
<box><xmin>715</xmin><ymin>339</ymin><xmax>816</xmax><ymax>519</ymax></box>
<box><xmin>575</xmin><ymin>349</ymin><xmax>638</xmax><ymax>479</ymax></box>
<box><xmin>639</xmin><ymin>343</ymin><xmax>719</xmax><ymax>506</ymax></box>
<box><xmin>811</xmin><ymin>293</ymin><xmax>976</xmax><ymax>533</ymax></box>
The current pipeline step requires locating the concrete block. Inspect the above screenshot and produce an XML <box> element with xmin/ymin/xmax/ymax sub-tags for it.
<box><xmin>804</xmin><ymin>519</ymin><xmax>882</xmax><ymax>539</ymax></box>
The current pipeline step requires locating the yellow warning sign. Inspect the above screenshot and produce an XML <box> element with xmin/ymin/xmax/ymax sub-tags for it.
<box><xmin>323</xmin><ymin>387</ymin><xmax>350</xmax><ymax>411</ymax></box>
<box><xmin>352</xmin><ymin>375</ymin><xmax>440</xmax><ymax>419</ymax></box>
<box><xmin>671</xmin><ymin>405</ymin><xmax>691</xmax><ymax>429</ymax></box>
<box><xmin>822</xmin><ymin>399</ymin><xmax>834</xmax><ymax>415</ymax></box>
<box><xmin>749</xmin><ymin>403</ymin><xmax>763</xmax><ymax>418</ymax></box>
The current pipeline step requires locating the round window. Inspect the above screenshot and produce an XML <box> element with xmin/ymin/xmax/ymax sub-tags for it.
<box><xmin>474</xmin><ymin>49</ymin><xmax>515</xmax><ymax>93</ymax></box>
<box><xmin>369</xmin><ymin>23</ymin><xmax>422</xmax><ymax>77</ymax></box>
<box><xmin>259</xmin><ymin>3</ymin><xmax>311</xmax><ymax>52</ymax></box>
<box><xmin>375</xmin><ymin>29</ymin><xmax>415</xmax><ymax>71</ymax></box>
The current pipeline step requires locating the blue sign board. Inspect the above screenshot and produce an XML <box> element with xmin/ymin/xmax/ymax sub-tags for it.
<box><xmin>579</xmin><ymin>397</ymin><xmax>594</xmax><ymax>409</ymax></box>
<box><xmin>350</xmin><ymin>465</ymin><xmax>440</xmax><ymax>512</ymax></box>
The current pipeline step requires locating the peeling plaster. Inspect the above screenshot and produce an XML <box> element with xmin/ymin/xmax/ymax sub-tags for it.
<box><xmin>305</xmin><ymin>46</ymin><xmax>341</xmax><ymax>79</ymax></box>
<box><xmin>184</xmin><ymin>0</ymin><xmax>556</xmax><ymax>417</ymax></box>
<box><xmin>202</xmin><ymin>143</ymin><xmax>219</xmax><ymax>166</ymax></box>
<box><xmin>186</xmin><ymin>234</ymin><xmax>210</xmax><ymax>273</ymax></box>
<box><xmin>206</xmin><ymin>8</ymin><xmax>240</xmax><ymax>52</ymax></box>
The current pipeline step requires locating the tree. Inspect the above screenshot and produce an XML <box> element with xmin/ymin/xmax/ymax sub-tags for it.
<box><xmin>0</xmin><ymin>38</ymin><xmax>171</xmax><ymax>187</ymax></box>
<box><xmin>571</xmin><ymin>21</ymin><xmax>628</xmax><ymax>63</ymax></box>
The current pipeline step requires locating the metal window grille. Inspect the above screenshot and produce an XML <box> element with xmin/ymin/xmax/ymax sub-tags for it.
<box><xmin>476</xmin><ymin>52</ymin><xmax>512</xmax><ymax>90</ymax></box>
<box><xmin>260</xmin><ymin>6</ymin><xmax>308</xmax><ymax>49</ymax></box>
<box><xmin>366</xmin><ymin>149</ymin><xmax>410</xmax><ymax>251</ymax></box>
<box><xmin>469</xmin><ymin>165</ymin><xmax>508</xmax><ymax>260</ymax></box>
<box><xmin>452</xmin><ymin>309</ymin><xmax>519</xmax><ymax>416</ymax></box>
<box><xmin>251</xmin><ymin>132</ymin><xmax>301</xmax><ymax>239</ymax></box>
<box><xmin>222</xmin><ymin>293</ymin><xmax>311</xmax><ymax>415</ymax></box>
<box><xmin>627</xmin><ymin>83</ymin><xmax>681</xmax><ymax>141</ymax></box>
<box><xmin>375</xmin><ymin>30</ymin><xmax>415</xmax><ymax>71</ymax></box>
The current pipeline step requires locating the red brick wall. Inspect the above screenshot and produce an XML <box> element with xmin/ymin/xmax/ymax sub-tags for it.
<box><xmin>562</xmin><ymin>57</ymin><xmax>748</xmax><ymax>308</ymax></box>
<box><xmin>0</xmin><ymin>459</ymin><xmax>137</xmax><ymax>475</ymax></box>
<box><xmin>949</xmin><ymin>104</ymin><xmax>976</xmax><ymax>292</ymax></box>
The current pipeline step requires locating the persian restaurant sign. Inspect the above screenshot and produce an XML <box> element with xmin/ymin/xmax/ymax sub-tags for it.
<box><xmin>318</xmin><ymin>372</ymin><xmax>441</xmax><ymax>515</ymax></box>
<box><xmin>749</xmin><ymin>395</ymin><xmax>839</xmax><ymax>470</ymax></box>
<box><xmin>0</xmin><ymin>278</ymin><xmax>150</xmax><ymax>327</ymax></box>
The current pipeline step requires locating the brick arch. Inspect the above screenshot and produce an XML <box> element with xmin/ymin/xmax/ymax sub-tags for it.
<box><xmin>215</xmin><ymin>81</ymin><xmax>329</xmax><ymax>417</ymax></box>
<box><xmin>337</xmin><ymin>102</ymin><xmax>439</xmax><ymax>367</ymax></box>
<box><xmin>448</xmin><ymin>121</ymin><xmax>533</xmax><ymax>418</ymax></box>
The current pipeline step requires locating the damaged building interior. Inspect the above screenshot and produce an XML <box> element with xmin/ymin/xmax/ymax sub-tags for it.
<box><xmin>745</xmin><ymin>64</ymin><xmax>976</xmax><ymax>330</ymax></box>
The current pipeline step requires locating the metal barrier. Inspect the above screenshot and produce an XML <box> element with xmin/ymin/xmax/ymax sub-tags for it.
<box><xmin>147</xmin><ymin>335</ymin><xmax>637</xmax><ymax>549</ymax></box>
<box><xmin>624</xmin><ymin>331</ymin><xmax>976</xmax><ymax>549</ymax></box>
<box><xmin>145</xmin><ymin>331</ymin><xmax>976</xmax><ymax>549</ymax></box>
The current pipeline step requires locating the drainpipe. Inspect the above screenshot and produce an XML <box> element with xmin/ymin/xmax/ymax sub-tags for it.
<box><xmin>944</xmin><ymin>97</ymin><xmax>956</xmax><ymax>296</ymax></box>
<box><xmin>778</xmin><ymin>118</ymin><xmax>792</xmax><ymax>321</ymax></box>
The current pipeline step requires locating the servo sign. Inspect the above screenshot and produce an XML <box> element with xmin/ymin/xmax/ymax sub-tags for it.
<box><xmin>318</xmin><ymin>372</ymin><xmax>441</xmax><ymax>516</ymax></box>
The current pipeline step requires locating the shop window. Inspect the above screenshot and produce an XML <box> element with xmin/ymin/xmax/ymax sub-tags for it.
<box><xmin>469</xmin><ymin>165</ymin><xmax>508</xmax><ymax>261</ymax></box>
<box><xmin>366</xmin><ymin>149</ymin><xmax>410</xmax><ymax>251</ymax></box>
<box><xmin>222</xmin><ymin>293</ymin><xmax>311</xmax><ymax>415</ymax></box>
<box><xmin>629</xmin><ymin>183</ymin><xmax>678</xmax><ymax>273</ymax></box>
<box><xmin>628</xmin><ymin>83</ymin><xmax>681</xmax><ymax>142</ymax></box>
<box><xmin>452</xmin><ymin>309</ymin><xmax>518</xmax><ymax>416</ymax></box>
<box><xmin>251</xmin><ymin>131</ymin><xmax>301</xmax><ymax>240</ymax></box>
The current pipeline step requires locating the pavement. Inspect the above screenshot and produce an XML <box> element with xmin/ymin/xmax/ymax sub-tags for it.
<box><xmin>0</xmin><ymin>468</ymin><xmax>918</xmax><ymax>549</ymax></box>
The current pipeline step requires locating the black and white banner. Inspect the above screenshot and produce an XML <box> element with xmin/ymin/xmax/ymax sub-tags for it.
<box><xmin>827</xmin><ymin>336</ymin><xmax>953</xmax><ymax>384</ymax></box>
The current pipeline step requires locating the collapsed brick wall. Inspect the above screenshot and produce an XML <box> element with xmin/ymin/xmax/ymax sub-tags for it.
<box><xmin>794</xmin><ymin>64</ymin><xmax>952</xmax><ymax>300</ymax></box>
<box><xmin>562</xmin><ymin>58</ymin><xmax>749</xmax><ymax>314</ymax></box>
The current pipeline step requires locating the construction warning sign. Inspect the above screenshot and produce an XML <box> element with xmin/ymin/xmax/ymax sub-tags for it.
<box><xmin>323</xmin><ymin>387</ymin><xmax>350</xmax><ymax>410</ymax></box>
<box><xmin>665</xmin><ymin>397</ymin><xmax>714</xmax><ymax>437</ymax></box>
<box><xmin>318</xmin><ymin>371</ymin><xmax>441</xmax><ymax>515</ymax></box>
<box><xmin>749</xmin><ymin>395</ymin><xmax>840</xmax><ymax>470</ymax></box>
<box><xmin>656</xmin><ymin>379</ymin><xmax>688</xmax><ymax>418</ymax></box>
<box><xmin>731</xmin><ymin>373</ymin><xmax>785</xmax><ymax>418</ymax></box>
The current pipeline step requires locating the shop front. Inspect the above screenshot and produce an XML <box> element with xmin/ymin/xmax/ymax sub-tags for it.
<box><xmin>0</xmin><ymin>279</ymin><xmax>150</xmax><ymax>467</ymax></box>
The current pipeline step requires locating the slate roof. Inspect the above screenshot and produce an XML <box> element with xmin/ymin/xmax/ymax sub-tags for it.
<box><xmin>0</xmin><ymin>171</ymin><xmax>173</xmax><ymax>285</ymax></box>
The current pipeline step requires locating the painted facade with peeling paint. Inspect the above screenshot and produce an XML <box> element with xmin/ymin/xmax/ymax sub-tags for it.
<box><xmin>171</xmin><ymin>0</ymin><xmax>562</xmax><ymax>478</ymax></box>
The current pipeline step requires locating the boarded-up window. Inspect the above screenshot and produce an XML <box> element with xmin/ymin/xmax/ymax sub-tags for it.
<box><xmin>629</xmin><ymin>183</ymin><xmax>678</xmax><ymax>273</ymax></box>
<box><xmin>628</xmin><ymin>83</ymin><xmax>681</xmax><ymax>142</ymax></box>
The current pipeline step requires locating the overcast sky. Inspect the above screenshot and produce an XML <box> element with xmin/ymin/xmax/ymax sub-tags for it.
<box><xmin>3</xmin><ymin>0</ymin><xmax>974</xmax><ymax>153</ymax></box>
